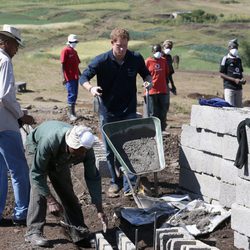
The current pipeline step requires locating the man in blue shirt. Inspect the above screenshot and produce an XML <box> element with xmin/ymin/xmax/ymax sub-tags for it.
<box><xmin>80</xmin><ymin>28</ymin><xmax>152</xmax><ymax>196</ymax></box>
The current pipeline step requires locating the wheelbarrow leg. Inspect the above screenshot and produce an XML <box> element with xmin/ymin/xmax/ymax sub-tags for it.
<box><xmin>145</xmin><ymin>87</ymin><xmax>159</xmax><ymax>197</ymax></box>
<box><xmin>121</xmin><ymin>167</ymin><xmax>144</xmax><ymax>208</ymax></box>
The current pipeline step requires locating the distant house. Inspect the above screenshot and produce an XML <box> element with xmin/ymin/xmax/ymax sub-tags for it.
<box><xmin>172</xmin><ymin>11</ymin><xmax>192</xmax><ymax>19</ymax></box>
<box><xmin>156</xmin><ymin>11</ymin><xmax>192</xmax><ymax>19</ymax></box>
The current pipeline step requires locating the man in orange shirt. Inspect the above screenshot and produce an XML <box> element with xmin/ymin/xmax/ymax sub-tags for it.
<box><xmin>145</xmin><ymin>44</ymin><xmax>169</xmax><ymax>131</ymax></box>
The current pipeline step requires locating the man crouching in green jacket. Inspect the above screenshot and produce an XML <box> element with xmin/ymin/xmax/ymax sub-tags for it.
<box><xmin>24</xmin><ymin>120</ymin><xmax>108</xmax><ymax>248</ymax></box>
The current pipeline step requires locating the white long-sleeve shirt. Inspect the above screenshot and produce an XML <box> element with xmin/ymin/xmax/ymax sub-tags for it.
<box><xmin>0</xmin><ymin>48</ymin><xmax>23</xmax><ymax>132</ymax></box>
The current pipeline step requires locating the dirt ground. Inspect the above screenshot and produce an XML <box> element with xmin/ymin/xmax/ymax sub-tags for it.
<box><xmin>0</xmin><ymin>75</ymin><xmax>241</xmax><ymax>249</ymax></box>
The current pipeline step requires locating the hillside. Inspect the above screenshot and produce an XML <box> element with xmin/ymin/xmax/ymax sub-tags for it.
<box><xmin>0</xmin><ymin>2</ymin><xmax>250</xmax><ymax>249</ymax></box>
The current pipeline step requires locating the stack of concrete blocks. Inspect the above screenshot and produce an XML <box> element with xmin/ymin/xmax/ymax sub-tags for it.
<box><xmin>179</xmin><ymin>105</ymin><xmax>250</xmax><ymax>250</ymax></box>
<box><xmin>155</xmin><ymin>227</ymin><xmax>219</xmax><ymax>250</ymax></box>
<box><xmin>231</xmin><ymin>133</ymin><xmax>250</xmax><ymax>250</ymax></box>
<box><xmin>96</xmin><ymin>227</ymin><xmax>220</xmax><ymax>250</ymax></box>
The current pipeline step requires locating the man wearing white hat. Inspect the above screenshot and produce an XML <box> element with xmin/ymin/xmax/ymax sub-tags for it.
<box><xmin>25</xmin><ymin>120</ymin><xmax>107</xmax><ymax>248</ymax></box>
<box><xmin>0</xmin><ymin>24</ymin><xmax>34</xmax><ymax>226</ymax></box>
<box><xmin>61</xmin><ymin>34</ymin><xmax>81</xmax><ymax>121</ymax></box>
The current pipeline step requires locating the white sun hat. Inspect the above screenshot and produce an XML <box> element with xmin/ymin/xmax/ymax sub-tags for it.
<box><xmin>0</xmin><ymin>24</ymin><xmax>24</xmax><ymax>47</ymax></box>
<box><xmin>67</xmin><ymin>34</ymin><xmax>78</xmax><ymax>44</ymax></box>
<box><xmin>65</xmin><ymin>125</ymin><xmax>95</xmax><ymax>149</ymax></box>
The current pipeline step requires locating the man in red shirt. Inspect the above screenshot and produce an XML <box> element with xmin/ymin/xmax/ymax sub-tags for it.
<box><xmin>145</xmin><ymin>44</ymin><xmax>169</xmax><ymax>131</ymax></box>
<box><xmin>61</xmin><ymin>34</ymin><xmax>81</xmax><ymax>121</ymax></box>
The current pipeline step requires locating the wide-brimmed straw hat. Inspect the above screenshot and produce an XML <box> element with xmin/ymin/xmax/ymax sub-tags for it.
<box><xmin>0</xmin><ymin>24</ymin><xmax>24</xmax><ymax>47</ymax></box>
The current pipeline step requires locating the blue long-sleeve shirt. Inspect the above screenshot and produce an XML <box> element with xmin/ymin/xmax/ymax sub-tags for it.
<box><xmin>80</xmin><ymin>49</ymin><xmax>150</xmax><ymax>117</ymax></box>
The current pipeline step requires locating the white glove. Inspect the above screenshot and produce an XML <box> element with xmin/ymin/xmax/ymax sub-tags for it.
<box><xmin>90</xmin><ymin>86</ymin><xmax>102</xmax><ymax>96</ymax></box>
<box><xmin>143</xmin><ymin>81</ymin><xmax>152</xmax><ymax>90</ymax></box>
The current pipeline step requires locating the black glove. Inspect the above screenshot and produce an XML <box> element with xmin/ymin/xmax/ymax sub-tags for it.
<box><xmin>17</xmin><ymin>118</ymin><xmax>23</xmax><ymax>128</ymax></box>
<box><xmin>170</xmin><ymin>86</ymin><xmax>177</xmax><ymax>95</ymax></box>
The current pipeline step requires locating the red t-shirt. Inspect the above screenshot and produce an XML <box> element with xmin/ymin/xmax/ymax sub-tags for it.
<box><xmin>145</xmin><ymin>57</ymin><xmax>169</xmax><ymax>95</ymax></box>
<box><xmin>60</xmin><ymin>46</ymin><xmax>80</xmax><ymax>81</ymax></box>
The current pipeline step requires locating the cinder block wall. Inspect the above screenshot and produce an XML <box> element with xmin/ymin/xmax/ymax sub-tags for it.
<box><xmin>179</xmin><ymin>105</ymin><xmax>250</xmax><ymax>250</ymax></box>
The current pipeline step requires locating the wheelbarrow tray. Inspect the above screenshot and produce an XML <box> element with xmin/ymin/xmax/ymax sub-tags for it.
<box><xmin>102</xmin><ymin>117</ymin><xmax>165</xmax><ymax>175</ymax></box>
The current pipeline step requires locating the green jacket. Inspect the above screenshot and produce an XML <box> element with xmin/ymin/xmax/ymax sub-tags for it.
<box><xmin>26</xmin><ymin>120</ymin><xmax>102</xmax><ymax>205</ymax></box>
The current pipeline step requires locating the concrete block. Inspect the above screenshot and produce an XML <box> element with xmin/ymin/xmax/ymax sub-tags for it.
<box><xmin>231</xmin><ymin>203</ymin><xmax>250</xmax><ymax>237</ymax></box>
<box><xmin>220</xmin><ymin>158</ymin><xmax>238</xmax><ymax>185</ymax></box>
<box><xmin>155</xmin><ymin>228</ymin><xmax>179</xmax><ymax>250</ymax></box>
<box><xmin>181</xmin><ymin>125</ymin><xmax>223</xmax><ymax>156</ymax></box>
<box><xmin>179</xmin><ymin>146</ymin><xmax>202</xmax><ymax>173</ymax></box>
<box><xmin>179</xmin><ymin>167</ymin><xmax>220</xmax><ymax>201</ymax></box>
<box><xmin>222</xmin><ymin>134</ymin><xmax>238</xmax><ymax>161</ymax></box>
<box><xmin>181</xmin><ymin>124</ymin><xmax>202</xmax><ymax>150</ymax></box>
<box><xmin>168</xmin><ymin>238</ymin><xmax>199</xmax><ymax>250</ymax></box>
<box><xmin>190</xmin><ymin>105</ymin><xmax>250</xmax><ymax>135</ymax></box>
<box><xmin>15</xmin><ymin>81</ymin><xmax>27</xmax><ymax>92</ymax></box>
<box><xmin>179</xmin><ymin>146</ymin><xmax>221</xmax><ymax>177</ymax></box>
<box><xmin>190</xmin><ymin>105</ymin><xmax>227</xmax><ymax>133</ymax></box>
<box><xmin>199</xmin><ymin>129</ymin><xmax>223</xmax><ymax>156</ymax></box>
<box><xmin>116</xmin><ymin>230</ymin><xmax>135</xmax><ymax>250</ymax></box>
<box><xmin>179</xmin><ymin>239</ymin><xmax>220</xmax><ymax>249</ymax></box>
<box><xmin>236</xmin><ymin>176</ymin><xmax>250</xmax><ymax>208</ymax></box>
<box><xmin>96</xmin><ymin>233</ymin><xmax>113</xmax><ymax>250</ymax></box>
<box><xmin>160</xmin><ymin>232</ymin><xmax>185</xmax><ymax>250</ymax></box>
<box><xmin>183</xmin><ymin>246</ymin><xmax>218</xmax><ymax>250</ymax></box>
<box><xmin>234</xmin><ymin>231</ymin><xmax>250</xmax><ymax>250</ymax></box>
<box><xmin>122</xmin><ymin>240</ymin><xmax>135</xmax><ymax>250</ymax></box>
<box><xmin>219</xmin><ymin>181</ymin><xmax>236</xmax><ymax>208</ymax></box>
<box><xmin>156</xmin><ymin>227</ymin><xmax>193</xmax><ymax>250</ymax></box>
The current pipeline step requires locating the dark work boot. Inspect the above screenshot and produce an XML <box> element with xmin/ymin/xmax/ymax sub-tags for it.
<box><xmin>67</xmin><ymin>104</ymin><xmax>77</xmax><ymax>121</ymax></box>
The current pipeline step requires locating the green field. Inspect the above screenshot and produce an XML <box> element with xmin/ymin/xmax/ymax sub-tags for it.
<box><xmin>1</xmin><ymin>0</ymin><xmax>250</xmax><ymax>86</ymax></box>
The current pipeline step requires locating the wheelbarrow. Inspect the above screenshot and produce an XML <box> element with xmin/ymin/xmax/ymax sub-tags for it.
<box><xmin>102</xmin><ymin>117</ymin><xmax>166</xmax><ymax>208</ymax></box>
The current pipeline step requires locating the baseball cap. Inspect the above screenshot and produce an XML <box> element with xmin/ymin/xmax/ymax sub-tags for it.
<box><xmin>228</xmin><ymin>38</ymin><xmax>238</xmax><ymax>48</ymax></box>
<box><xmin>67</xmin><ymin>34</ymin><xmax>78</xmax><ymax>44</ymax></box>
<box><xmin>65</xmin><ymin>125</ymin><xmax>95</xmax><ymax>149</ymax></box>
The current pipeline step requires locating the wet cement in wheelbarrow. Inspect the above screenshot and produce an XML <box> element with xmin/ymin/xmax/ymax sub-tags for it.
<box><xmin>121</xmin><ymin>137</ymin><xmax>160</xmax><ymax>174</ymax></box>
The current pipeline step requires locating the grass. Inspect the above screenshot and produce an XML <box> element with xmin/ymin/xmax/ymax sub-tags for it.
<box><xmin>2</xmin><ymin>0</ymin><xmax>250</xmax><ymax>113</ymax></box>
<box><xmin>6</xmin><ymin>0</ymin><xmax>248</xmax><ymax>72</ymax></box>
<box><xmin>46</xmin><ymin>40</ymin><xmax>147</xmax><ymax>64</ymax></box>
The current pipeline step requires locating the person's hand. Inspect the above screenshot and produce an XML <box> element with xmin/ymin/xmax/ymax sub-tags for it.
<box><xmin>143</xmin><ymin>81</ymin><xmax>152</xmax><ymax>90</ymax></box>
<box><xmin>170</xmin><ymin>85</ymin><xmax>177</xmax><ymax>95</ymax></box>
<box><xmin>90</xmin><ymin>86</ymin><xmax>102</xmax><ymax>97</ymax></box>
<box><xmin>46</xmin><ymin>194</ymin><xmax>63</xmax><ymax>216</ymax></box>
<box><xmin>239</xmin><ymin>78</ymin><xmax>247</xmax><ymax>85</ymax></box>
<box><xmin>98</xmin><ymin>212</ymin><xmax>108</xmax><ymax>233</ymax></box>
<box><xmin>234</xmin><ymin>78</ymin><xmax>246</xmax><ymax>84</ymax></box>
<box><xmin>20</xmin><ymin>114</ymin><xmax>35</xmax><ymax>125</ymax></box>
